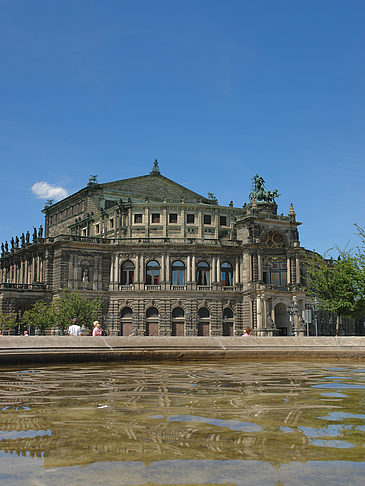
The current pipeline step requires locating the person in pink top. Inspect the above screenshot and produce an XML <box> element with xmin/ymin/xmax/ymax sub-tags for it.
<box><xmin>92</xmin><ymin>321</ymin><xmax>103</xmax><ymax>336</ymax></box>
<box><xmin>242</xmin><ymin>327</ymin><xmax>252</xmax><ymax>337</ymax></box>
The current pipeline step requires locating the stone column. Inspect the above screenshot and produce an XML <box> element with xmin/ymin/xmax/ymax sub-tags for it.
<box><xmin>287</xmin><ymin>257</ymin><xmax>291</xmax><ymax>284</ymax></box>
<box><xmin>192</xmin><ymin>255</ymin><xmax>196</xmax><ymax>283</ymax></box>
<box><xmin>257</xmin><ymin>253</ymin><xmax>262</xmax><ymax>282</ymax></box>
<box><xmin>144</xmin><ymin>206</ymin><xmax>149</xmax><ymax>238</ymax></box>
<box><xmin>235</xmin><ymin>257</ymin><xmax>240</xmax><ymax>285</ymax></box>
<box><xmin>211</xmin><ymin>257</ymin><xmax>216</xmax><ymax>283</ymax></box>
<box><xmin>256</xmin><ymin>297</ymin><xmax>263</xmax><ymax>334</ymax></box>
<box><xmin>216</xmin><ymin>257</ymin><xmax>220</xmax><ymax>285</ymax></box>
<box><xmin>296</xmin><ymin>256</ymin><xmax>301</xmax><ymax>284</ymax></box>
<box><xmin>187</xmin><ymin>255</ymin><xmax>191</xmax><ymax>283</ymax></box>
<box><xmin>114</xmin><ymin>254</ymin><xmax>119</xmax><ymax>287</ymax></box>
<box><xmin>139</xmin><ymin>254</ymin><xmax>144</xmax><ymax>289</ymax></box>
<box><xmin>110</xmin><ymin>254</ymin><xmax>114</xmax><ymax>288</ymax></box>
<box><xmin>248</xmin><ymin>253</ymin><xmax>253</xmax><ymax>281</ymax></box>
<box><xmin>166</xmin><ymin>255</ymin><xmax>170</xmax><ymax>285</ymax></box>
<box><xmin>161</xmin><ymin>254</ymin><xmax>166</xmax><ymax>284</ymax></box>
<box><xmin>162</xmin><ymin>207</ymin><xmax>167</xmax><ymax>238</ymax></box>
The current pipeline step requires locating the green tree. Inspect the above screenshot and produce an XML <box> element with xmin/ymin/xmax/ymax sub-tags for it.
<box><xmin>304</xmin><ymin>246</ymin><xmax>365</xmax><ymax>336</ymax></box>
<box><xmin>0</xmin><ymin>311</ymin><xmax>17</xmax><ymax>333</ymax></box>
<box><xmin>52</xmin><ymin>291</ymin><xmax>102</xmax><ymax>333</ymax></box>
<box><xmin>22</xmin><ymin>301</ymin><xmax>55</xmax><ymax>335</ymax></box>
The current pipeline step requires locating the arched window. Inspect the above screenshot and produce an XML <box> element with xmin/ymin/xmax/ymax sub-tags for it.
<box><xmin>222</xmin><ymin>307</ymin><xmax>234</xmax><ymax>336</ymax></box>
<box><xmin>171</xmin><ymin>307</ymin><xmax>185</xmax><ymax>336</ymax></box>
<box><xmin>223</xmin><ymin>308</ymin><xmax>233</xmax><ymax>319</ymax></box>
<box><xmin>121</xmin><ymin>260</ymin><xmax>134</xmax><ymax>285</ymax></box>
<box><xmin>198</xmin><ymin>307</ymin><xmax>210</xmax><ymax>318</ymax></box>
<box><xmin>146</xmin><ymin>307</ymin><xmax>159</xmax><ymax>336</ymax></box>
<box><xmin>221</xmin><ymin>262</ymin><xmax>233</xmax><ymax>286</ymax></box>
<box><xmin>198</xmin><ymin>307</ymin><xmax>210</xmax><ymax>336</ymax></box>
<box><xmin>146</xmin><ymin>260</ymin><xmax>160</xmax><ymax>285</ymax></box>
<box><xmin>172</xmin><ymin>307</ymin><xmax>185</xmax><ymax>318</ymax></box>
<box><xmin>120</xmin><ymin>307</ymin><xmax>134</xmax><ymax>336</ymax></box>
<box><xmin>171</xmin><ymin>260</ymin><xmax>185</xmax><ymax>285</ymax></box>
<box><xmin>146</xmin><ymin>307</ymin><xmax>159</xmax><ymax>318</ymax></box>
<box><xmin>197</xmin><ymin>261</ymin><xmax>210</xmax><ymax>285</ymax></box>
<box><xmin>121</xmin><ymin>307</ymin><xmax>133</xmax><ymax>319</ymax></box>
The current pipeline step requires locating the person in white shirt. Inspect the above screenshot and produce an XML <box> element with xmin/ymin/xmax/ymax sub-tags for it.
<box><xmin>68</xmin><ymin>318</ymin><xmax>82</xmax><ymax>336</ymax></box>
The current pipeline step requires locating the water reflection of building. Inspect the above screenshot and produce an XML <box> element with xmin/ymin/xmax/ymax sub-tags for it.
<box><xmin>0</xmin><ymin>163</ymin><xmax>361</xmax><ymax>335</ymax></box>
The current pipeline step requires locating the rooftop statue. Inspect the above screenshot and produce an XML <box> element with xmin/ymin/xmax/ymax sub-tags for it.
<box><xmin>151</xmin><ymin>159</ymin><xmax>160</xmax><ymax>174</ymax></box>
<box><xmin>249</xmin><ymin>174</ymin><xmax>280</xmax><ymax>203</ymax></box>
<box><xmin>88</xmin><ymin>175</ymin><xmax>98</xmax><ymax>184</ymax></box>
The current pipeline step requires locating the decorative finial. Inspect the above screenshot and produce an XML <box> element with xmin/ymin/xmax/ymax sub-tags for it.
<box><xmin>88</xmin><ymin>175</ymin><xmax>98</xmax><ymax>185</ymax></box>
<box><xmin>289</xmin><ymin>203</ymin><xmax>295</xmax><ymax>216</ymax></box>
<box><xmin>151</xmin><ymin>159</ymin><xmax>160</xmax><ymax>174</ymax></box>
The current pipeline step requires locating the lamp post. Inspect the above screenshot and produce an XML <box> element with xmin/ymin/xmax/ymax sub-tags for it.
<box><xmin>313</xmin><ymin>298</ymin><xmax>318</xmax><ymax>336</ymax></box>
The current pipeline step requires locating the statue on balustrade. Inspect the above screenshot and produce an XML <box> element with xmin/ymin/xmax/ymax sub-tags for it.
<box><xmin>26</xmin><ymin>231</ymin><xmax>30</xmax><ymax>245</ymax></box>
<box><xmin>33</xmin><ymin>227</ymin><xmax>37</xmax><ymax>242</ymax></box>
<box><xmin>38</xmin><ymin>225</ymin><xmax>43</xmax><ymax>238</ymax></box>
<box><xmin>20</xmin><ymin>233</ymin><xmax>25</xmax><ymax>247</ymax></box>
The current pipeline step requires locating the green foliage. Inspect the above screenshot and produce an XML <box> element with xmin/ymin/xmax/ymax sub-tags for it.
<box><xmin>304</xmin><ymin>227</ymin><xmax>365</xmax><ymax>335</ymax></box>
<box><xmin>0</xmin><ymin>311</ymin><xmax>17</xmax><ymax>330</ymax></box>
<box><xmin>51</xmin><ymin>291</ymin><xmax>102</xmax><ymax>331</ymax></box>
<box><xmin>22</xmin><ymin>301</ymin><xmax>54</xmax><ymax>334</ymax></box>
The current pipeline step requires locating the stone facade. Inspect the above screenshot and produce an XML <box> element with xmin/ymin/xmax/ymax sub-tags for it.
<box><xmin>1</xmin><ymin>165</ymin><xmax>361</xmax><ymax>336</ymax></box>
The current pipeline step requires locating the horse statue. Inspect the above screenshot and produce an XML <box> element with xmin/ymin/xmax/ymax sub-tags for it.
<box><xmin>249</xmin><ymin>174</ymin><xmax>280</xmax><ymax>203</ymax></box>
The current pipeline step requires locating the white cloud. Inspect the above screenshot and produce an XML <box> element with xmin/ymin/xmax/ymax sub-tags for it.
<box><xmin>31</xmin><ymin>181</ymin><xmax>68</xmax><ymax>201</ymax></box>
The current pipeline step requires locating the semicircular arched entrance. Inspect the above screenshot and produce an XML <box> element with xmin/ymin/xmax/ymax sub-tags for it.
<box><xmin>274</xmin><ymin>302</ymin><xmax>290</xmax><ymax>336</ymax></box>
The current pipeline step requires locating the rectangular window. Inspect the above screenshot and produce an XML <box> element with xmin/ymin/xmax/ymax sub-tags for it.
<box><xmin>169</xmin><ymin>213</ymin><xmax>178</xmax><ymax>224</ymax></box>
<box><xmin>95</xmin><ymin>224</ymin><xmax>100</xmax><ymax>234</ymax></box>
<box><xmin>134</xmin><ymin>214</ymin><xmax>143</xmax><ymax>224</ymax></box>
<box><xmin>152</xmin><ymin>213</ymin><xmax>160</xmax><ymax>223</ymax></box>
<box><xmin>204</xmin><ymin>215</ymin><xmax>211</xmax><ymax>225</ymax></box>
<box><xmin>187</xmin><ymin>214</ymin><xmax>195</xmax><ymax>224</ymax></box>
<box><xmin>220</xmin><ymin>216</ymin><xmax>227</xmax><ymax>226</ymax></box>
<box><xmin>109</xmin><ymin>218</ymin><xmax>114</xmax><ymax>229</ymax></box>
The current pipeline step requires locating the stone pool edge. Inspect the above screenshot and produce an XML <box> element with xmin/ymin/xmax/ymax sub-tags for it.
<box><xmin>0</xmin><ymin>336</ymin><xmax>365</xmax><ymax>365</ymax></box>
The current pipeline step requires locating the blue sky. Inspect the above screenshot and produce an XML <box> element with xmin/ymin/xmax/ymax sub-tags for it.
<box><xmin>0</xmin><ymin>0</ymin><xmax>364</xmax><ymax>255</ymax></box>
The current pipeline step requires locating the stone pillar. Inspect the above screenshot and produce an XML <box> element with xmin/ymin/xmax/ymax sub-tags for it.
<box><xmin>211</xmin><ymin>257</ymin><xmax>216</xmax><ymax>283</ymax></box>
<box><xmin>187</xmin><ymin>255</ymin><xmax>191</xmax><ymax>283</ymax></box>
<box><xmin>180</xmin><ymin>207</ymin><xmax>185</xmax><ymax>238</ymax></box>
<box><xmin>192</xmin><ymin>255</ymin><xmax>196</xmax><ymax>283</ymax></box>
<box><xmin>162</xmin><ymin>207</ymin><xmax>167</xmax><ymax>238</ymax></box>
<box><xmin>139</xmin><ymin>254</ymin><xmax>144</xmax><ymax>288</ymax></box>
<box><xmin>296</xmin><ymin>256</ymin><xmax>301</xmax><ymax>284</ymax></box>
<box><xmin>257</xmin><ymin>253</ymin><xmax>262</xmax><ymax>282</ymax></box>
<box><xmin>248</xmin><ymin>253</ymin><xmax>253</xmax><ymax>281</ymax></box>
<box><xmin>114</xmin><ymin>254</ymin><xmax>119</xmax><ymax>286</ymax></box>
<box><xmin>287</xmin><ymin>257</ymin><xmax>291</xmax><ymax>284</ymax></box>
<box><xmin>110</xmin><ymin>254</ymin><xmax>114</xmax><ymax>288</ymax></box>
<box><xmin>198</xmin><ymin>210</ymin><xmax>203</xmax><ymax>239</ymax></box>
<box><xmin>216</xmin><ymin>257</ymin><xmax>220</xmax><ymax>285</ymax></box>
<box><xmin>135</xmin><ymin>255</ymin><xmax>140</xmax><ymax>283</ymax></box>
<box><xmin>144</xmin><ymin>206</ymin><xmax>149</xmax><ymax>238</ymax></box>
<box><xmin>166</xmin><ymin>256</ymin><xmax>170</xmax><ymax>285</ymax></box>
<box><xmin>235</xmin><ymin>257</ymin><xmax>240</xmax><ymax>285</ymax></box>
<box><xmin>256</xmin><ymin>297</ymin><xmax>263</xmax><ymax>333</ymax></box>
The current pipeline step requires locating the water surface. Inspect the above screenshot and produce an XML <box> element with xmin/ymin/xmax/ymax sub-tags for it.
<box><xmin>0</xmin><ymin>361</ymin><xmax>364</xmax><ymax>485</ymax></box>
